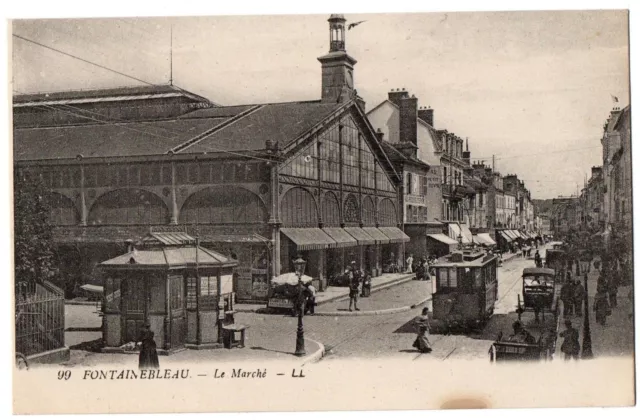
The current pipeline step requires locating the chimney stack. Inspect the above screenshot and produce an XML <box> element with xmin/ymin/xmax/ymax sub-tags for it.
<box><xmin>388</xmin><ymin>88</ymin><xmax>409</xmax><ymax>106</ymax></box>
<box><xmin>399</xmin><ymin>94</ymin><xmax>418</xmax><ymax>146</ymax></box>
<box><xmin>462</xmin><ymin>137</ymin><xmax>471</xmax><ymax>164</ymax></box>
<box><xmin>418</xmin><ymin>106</ymin><xmax>434</xmax><ymax>127</ymax></box>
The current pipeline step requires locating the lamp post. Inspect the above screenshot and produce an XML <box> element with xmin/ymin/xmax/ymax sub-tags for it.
<box><xmin>580</xmin><ymin>258</ymin><xmax>594</xmax><ymax>359</ymax></box>
<box><xmin>292</xmin><ymin>256</ymin><xmax>307</xmax><ymax>357</ymax></box>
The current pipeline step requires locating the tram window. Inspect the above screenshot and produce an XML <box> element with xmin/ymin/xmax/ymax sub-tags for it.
<box><xmin>461</xmin><ymin>268</ymin><xmax>474</xmax><ymax>292</ymax></box>
<box><xmin>449</xmin><ymin>268</ymin><xmax>457</xmax><ymax>288</ymax></box>
<box><xmin>474</xmin><ymin>269</ymin><xmax>482</xmax><ymax>289</ymax></box>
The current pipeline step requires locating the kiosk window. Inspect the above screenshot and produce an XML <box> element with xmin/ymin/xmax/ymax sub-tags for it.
<box><xmin>448</xmin><ymin>268</ymin><xmax>458</xmax><ymax>288</ymax></box>
<box><xmin>186</xmin><ymin>277</ymin><xmax>197</xmax><ymax>310</ymax></box>
<box><xmin>200</xmin><ymin>275</ymin><xmax>218</xmax><ymax>310</ymax></box>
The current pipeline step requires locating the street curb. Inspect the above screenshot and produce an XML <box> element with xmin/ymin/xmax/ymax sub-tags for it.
<box><xmin>65</xmin><ymin>300</ymin><xmax>101</xmax><ymax>306</ymax></box>
<box><xmin>235</xmin><ymin>274</ymin><xmax>415</xmax><ymax>314</ymax></box>
<box><xmin>300</xmin><ymin>339</ymin><xmax>325</xmax><ymax>366</ymax></box>
<box><xmin>313</xmin><ymin>295</ymin><xmax>432</xmax><ymax>317</ymax></box>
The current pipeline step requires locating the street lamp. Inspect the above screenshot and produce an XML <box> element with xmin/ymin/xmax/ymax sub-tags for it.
<box><xmin>580</xmin><ymin>256</ymin><xmax>594</xmax><ymax>359</ymax></box>
<box><xmin>292</xmin><ymin>256</ymin><xmax>307</xmax><ymax>357</ymax></box>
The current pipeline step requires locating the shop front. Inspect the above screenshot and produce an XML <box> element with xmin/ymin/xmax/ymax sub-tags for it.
<box><xmin>279</xmin><ymin>227</ymin><xmax>336</xmax><ymax>290</ymax></box>
<box><xmin>99</xmin><ymin>231</ymin><xmax>238</xmax><ymax>352</ymax></box>
<box><xmin>377</xmin><ymin>226</ymin><xmax>410</xmax><ymax>272</ymax></box>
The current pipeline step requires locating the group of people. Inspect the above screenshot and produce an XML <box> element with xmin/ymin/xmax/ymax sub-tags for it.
<box><xmin>345</xmin><ymin>262</ymin><xmax>372</xmax><ymax>312</ymax></box>
<box><xmin>560</xmin><ymin>272</ymin><xmax>587</xmax><ymax>317</ymax></box>
<box><xmin>412</xmin><ymin>255</ymin><xmax>438</xmax><ymax>281</ymax></box>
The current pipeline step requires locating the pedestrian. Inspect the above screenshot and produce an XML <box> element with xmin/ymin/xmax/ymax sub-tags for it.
<box><xmin>423</xmin><ymin>258</ymin><xmax>430</xmax><ymax>281</ymax></box>
<box><xmin>608</xmin><ymin>280</ymin><xmax>618</xmax><ymax>309</ymax></box>
<box><xmin>137</xmin><ymin>323</ymin><xmax>159</xmax><ymax>370</ymax></box>
<box><xmin>534</xmin><ymin>250</ymin><xmax>542</xmax><ymax>267</ymax></box>
<box><xmin>360</xmin><ymin>271</ymin><xmax>371</xmax><ymax>297</ymax></box>
<box><xmin>560</xmin><ymin>278</ymin><xmax>575</xmax><ymax>317</ymax></box>
<box><xmin>306</xmin><ymin>282</ymin><xmax>316</xmax><ymax>314</ymax></box>
<box><xmin>594</xmin><ymin>290</ymin><xmax>611</xmax><ymax>326</ymax></box>
<box><xmin>406</xmin><ymin>254</ymin><xmax>414</xmax><ymax>274</ymax></box>
<box><xmin>412</xmin><ymin>307</ymin><xmax>432</xmax><ymax>353</ymax></box>
<box><xmin>573</xmin><ymin>279</ymin><xmax>586</xmax><ymax>317</ymax></box>
<box><xmin>559</xmin><ymin>320</ymin><xmax>580</xmax><ymax>361</ymax></box>
<box><xmin>348</xmin><ymin>267</ymin><xmax>360</xmax><ymax>312</ymax></box>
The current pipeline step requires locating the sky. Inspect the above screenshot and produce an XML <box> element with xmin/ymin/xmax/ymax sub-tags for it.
<box><xmin>11</xmin><ymin>10</ymin><xmax>630</xmax><ymax>199</ymax></box>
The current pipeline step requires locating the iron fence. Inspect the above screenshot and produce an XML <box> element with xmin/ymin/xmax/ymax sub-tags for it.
<box><xmin>15</xmin><ymin>281</ymin><xmax>65</xmax><ymax>357</ymax></box>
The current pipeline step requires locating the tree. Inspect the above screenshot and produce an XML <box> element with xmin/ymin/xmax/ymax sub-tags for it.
<box><xmin>14</xmin><ymin>169</ymin><xmax>56</xmax><ymax>292</ymax></box>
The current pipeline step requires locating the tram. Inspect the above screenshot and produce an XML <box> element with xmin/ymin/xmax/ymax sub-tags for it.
<box><xmin>430</xmin><ymin>249</ymin><xmax>499</xmax><ymax>333</ymax></box>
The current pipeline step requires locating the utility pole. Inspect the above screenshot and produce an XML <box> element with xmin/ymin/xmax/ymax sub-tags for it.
<box><xmin>169</xmin><ymin>24</ymin><xmax>173</xmax><ymax>85</ymax></box>
<box><xmin>492</xmin><ymin>154</ymin><xmax>495</xmax><ymax>172</ymax></box>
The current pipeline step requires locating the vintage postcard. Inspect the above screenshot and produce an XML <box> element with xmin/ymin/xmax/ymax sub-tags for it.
<box><xmin>10</xmin><ymin>6</ymin><xmax>636</xmax><ymax>415</ymax></box>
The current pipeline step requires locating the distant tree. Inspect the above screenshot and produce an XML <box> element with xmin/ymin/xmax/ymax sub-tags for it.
<box><xmin>14</xmin><ymin>169</ymin><xmax>56</xmax><ymax>292</ymax></box>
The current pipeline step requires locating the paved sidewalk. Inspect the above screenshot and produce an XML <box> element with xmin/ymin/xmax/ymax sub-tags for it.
<box><xmin>236</xmin><ymin>272</ymin><xmax>414</xmax><ymax>313</ymax></box>
<box><xmin>58</xmin><ymin>337</ymin><xmax>324</xmax><ymax>369</ymax></box>
<box><xmin>315</xmin><ymin>279</ymin><xmax>431</xmax><ymax>315</ymax></box>
<box><xmin>585</xmin><ymin>263</ymin><xmax>634</xmax><ymax>357</ymax></box>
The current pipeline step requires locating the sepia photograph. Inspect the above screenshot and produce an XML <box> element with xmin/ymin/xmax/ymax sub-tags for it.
<box><xmin>7</xmin><ymin>2</ymin><xmax>636</xmax><ymax>415</ymax></box>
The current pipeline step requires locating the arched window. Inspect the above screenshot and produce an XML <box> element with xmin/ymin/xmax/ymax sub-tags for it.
<box><xmin>88</xmin><ymin>189</ymin><xmax>169</xmax><ymax>225</ymax></box>
<box><xmin>181</xmin><ymin>186</ymin><xmax>267</xmax><ymax>225</ymax></box>
<box><xmin>362</xmin><ymin>196</ymin><xmax>375</xmax><ymax>226</ymax></box>
<box><xmin>281</xmin><ymin>187</ymin><xmax>318</xmax><ymax>227</ymax></box>
<box><xmin>44</xmin><ymin>192</ymin><xmax>78</xmax><ymax>226</ymax></box>
<box><xmin>343</xmin><ymin>194</ymin><xmax>360</xmax><ymax>223</ymax></box>
<box><xmin>378</xmin><ymin>198</ymin><xmax>397</xmax><ymax>226</ymax></box>
<box><xmin>322</xmin><ymin>192</ymin><xmax>340</xmax><ymax>226</ymax></box>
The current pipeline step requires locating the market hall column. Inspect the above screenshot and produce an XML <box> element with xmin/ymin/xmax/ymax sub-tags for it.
<box><xmin>79</xmin><ymin>163</ymin><xmax>88</xmax><ymax>226</ymax></box>
<box><xmin>267</xmin><ymin>140</ymin><xmax>281</xmax><ymax>278</ymax></box>
<box><xmin>170</xmin><ymin>160</ymin><xmax>179</xmax><ymax>225</ymax></box>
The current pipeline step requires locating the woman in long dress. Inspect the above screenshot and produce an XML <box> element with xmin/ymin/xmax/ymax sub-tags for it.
<box><xmin>412</xmin><ymin>308</ymin><xmax>433</xmax><ymax>353</ymax></box>
<box><xmin>138</xmin><ymin>323</ymin><xmax>160</xmax><ymax>370</ymax></box>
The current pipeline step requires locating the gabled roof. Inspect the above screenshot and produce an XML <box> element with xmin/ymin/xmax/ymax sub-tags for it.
<box><xmin>14</xmin><ymin>84</ymin><xmax>212</xmax><ymax>106</ymax></box>
<box><xmin>13</xmin><ymin>99</ymin><xmax>344</xmax><ymax>161</ymax></box>
<box><xmin>99</xmin><ymin>246</ymin><xmax>237</xmax><ymax>268</ymax></box>
<box><xmin>379</xmin><ymin>141</ymin><xmax>430</xmax><ymax>170</ymax></box>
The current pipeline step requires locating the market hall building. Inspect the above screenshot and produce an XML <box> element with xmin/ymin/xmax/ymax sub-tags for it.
<box><xmin>13</xmin><ymin>14</ymin><xmax>407</xmax><ymax>304</ymax></box>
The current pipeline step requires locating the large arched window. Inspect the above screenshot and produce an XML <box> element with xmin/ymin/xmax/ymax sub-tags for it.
<box><xmin>44</xmin><ymin>192</ymin><xmax>79</xmax><ymax>226</ymax></box>
<box><xmin>181</xmin><ymin>186</ymin><xmax>267</xmax><ymax>224</ymax></box>
<box><xmin>378</xmin><ymin>198</ymin><xmax>397</xmax><ymax>226</ymax></box>
<box><xmin>322</xmin><ymin>192</ymin><xmax>340</xmax><ymax>226</ymax></box>
<box><xmin>362</xmin><ymin>196</ymin><xmax>375</xmax><ymax>226</ymax></box>
<box><xmin>88</xmin><ymin>189</ymin><xmax>169</xmax><ymax>225</ymax></box>
<box><xmin>343</xmin><ymin>194</ymin><xmax>359</xmax><ymax>223</ymax></box>
<box><xmin>281</xmin><ymin>187</ymin><xmax>318</xmax><ymax>227</ymax></box>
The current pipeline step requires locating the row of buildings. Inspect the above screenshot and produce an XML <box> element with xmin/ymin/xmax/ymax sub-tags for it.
<box><xmin>13</xmin><ymin>15</ymin><xmax>541</xmax><ymax>309</ymax></box>
<box><xmin>548</xmin><ymin>105</ymin><xmax>631</xmax><ymax>252</ymax></box>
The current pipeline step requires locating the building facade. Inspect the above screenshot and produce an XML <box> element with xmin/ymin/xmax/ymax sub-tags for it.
<box><xmin>13</xmin><ymin>14</ymin><xmax>407</xmax><ymax>304</ymax></box>
<box><xmin>601</xmin><ymin>106</ymin><xmax>632</xmax><ymax>234</ymax></box>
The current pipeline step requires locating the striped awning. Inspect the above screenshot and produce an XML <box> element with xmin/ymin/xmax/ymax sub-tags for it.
<box><xmin>378</xmin><ymin>226</ymin><xmax>410</xmax><ymax>243</ymax></box>
<box><xmin>475</xmin><ymin>233</ymin><xmax>497</xmax><ymax>246</ymax></box>
<box><xmin>280</xmin><ymin>228</ymin><xmax>336</xmax><ymax>250</ymax></box>
<box><xmin>499</xmin><ymin>231</ymin><xmax>513</xmax><ymax>242</ymax></box>
<box><xmin>322</xmin><ymin>228</ymin><xmax>357</xmax><ymax>248</ymax></box>
<box><xmin>343</xmin><ymin>227</ymin><xmax>376</xmax><ymax>246</ymax></box>
<box><xmin>427</xmin><ymin>234</ymin><xmax>458</xmax><ymax>246</ymax></box>
<box><xmin>361</xmin><ymin>227</ymin><xmax>391</xmax><ymax>244</ymax></box>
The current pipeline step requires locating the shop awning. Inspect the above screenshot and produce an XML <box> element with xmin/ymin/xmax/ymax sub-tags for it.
<box><xmin>499</xmin><ymin>231</ymin><xmax>513</xmax><ymax>242</ymax></box>
<box><xmin>280</xmin><ymin>228</ymin><xmax>337</xmax><ymax>250</ymax></box>
<box><xmin>322</xmin><ymin>228</ymin><xmax>357</xmax><ymax>248</ymax></box>
<box><xmin>427</xmin><ymin>234</ymin><xmax>458</xmax><ymax>246</ymax></box>
<box><xmin>343</xmin><ymin>227</ymin><xmax>376</xmax><ymax>246</ymax></box>
<box><xmin>205</xmin><ymin>233</ymin><xmax>271</xmax><ymax>243</ymax></box>
<box><xmin>505</xmin><ymin>230</ymin><xmax>518</xmax><ymax>240</ymax></box>
<box><xmin>361</xmin><ymin>227</ymin><xmax>391</xmax><ymax>244</ymax></box>
<box><xmin>460</xmin><ymin>224</ymin><xmax>474</xmax><ymax>243</ymax></box>
<box><xmin>475</xmin><ymin>233</ymin><xmax>497</xmax><ymax>246</ymax></box>
<box><xmin>448</xmin><ymin>223</ymin><xmax>471</xmax><ymax>244</ymax></box>
<box><xmin>378</xmin><ymin>226</ymin><xmax>410</xmax><ymax>243</ymax></box>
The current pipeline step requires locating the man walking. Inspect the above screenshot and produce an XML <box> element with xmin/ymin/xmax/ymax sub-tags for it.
<box><xmin>561</xmin><ymin>278</ymin><xmax>575</xmax><ymax>317</ymax></box>
<box><xmin>559</xmin><ymin>320</ymin><xmax>580</xmax><ymax>361</ymax></box>
<box><xmin>348</xmin><ymin>266</ymin><xmax>360</xmax><ymax>312</ymax></box>
<box><xmin>573</xmin><ymin>278</ymin><xmax>586</xmax><ymax>317</ymax></box>
<box><xmin>406</xmin><ymin>254</ymin><xmax>414</xmax><ymax>274</ymax></box>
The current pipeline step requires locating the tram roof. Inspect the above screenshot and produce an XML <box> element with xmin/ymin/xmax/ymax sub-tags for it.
<box><xmin>431</xmin><ymin>254</ymin><xmax>498</xmax><ymax>268</ymax></box>
<box><xmin>522</xmin><ymin>267</ymin><xmax>555</xmax><ymax>276</ymax></box>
